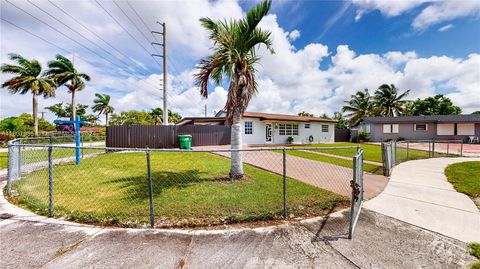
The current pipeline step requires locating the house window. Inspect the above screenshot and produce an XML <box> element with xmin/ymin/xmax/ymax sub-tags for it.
<box><xmin>321</xmin><ymin>125</ymin><xmax>329</xmax><ymax>133</ymax></box>
<box><xmin>414</xmin><ymin>124</ymin><xmax>428</xmax><ymax>131</ymax></box>
<box><xmin>244</xmin><ymin>121</ymin><xmax>253</xmax><ymax>134</ymax></box>
<box><xmin>383</xmin><ymin>124</ymin><xmax>399</xmax><ymax>134</ymax></box>
<box><xmin>305</xmin><ymin>123</ymin><xmax>310</xmax><ymax>129</ymax></box>
<box><xmin>279</xmin><ymin>124</ymin><xmax>299</xmax><ymax>136</ymax></box>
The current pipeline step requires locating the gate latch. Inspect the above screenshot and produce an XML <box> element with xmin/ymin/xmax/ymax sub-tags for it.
<box><xmin>350</xmin><ymin>180</ymin><xmax>360</xmax><ymax>202</ymax></box>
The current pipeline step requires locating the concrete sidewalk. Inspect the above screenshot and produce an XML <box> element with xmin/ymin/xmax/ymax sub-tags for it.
<box><xmin>364</xmin><ymin>157</ymin><xmax>480</xmax><ymax>242</ymax></box>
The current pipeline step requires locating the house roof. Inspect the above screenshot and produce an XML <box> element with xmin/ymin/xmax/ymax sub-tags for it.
<box><xmin>363</xmin><ymin>114</ymin><xmax>480</xmax><ymax>124</ymax></box>
<box><xmin>176</xmin><ymin>112</ymin><xmax>337</xmax><ymax>125</ymax></box>
<box><xmin>242</xmin><ymin>112</ymin><xmax>337</xmax><ymax>123</ymax></box>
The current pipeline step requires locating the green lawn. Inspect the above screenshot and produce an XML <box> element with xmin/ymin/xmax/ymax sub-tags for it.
<box><xmin>468</xmin><ymin>243</ymin><xmax>480</xmax><ymax>269</ymax></box>
<box><xmin>0</xmin><ymin>152</ymin><xmax>7</xmax><ymax>169</ymax></box>
<box><xmin>284</xmin><ymin>149</ymin><xmax>383</xmax><ymax>174</ymax></box>
<box><xmin>445</xmin><ymin>161</ymin><xmax>480</xmax><ymax>198</ymax></box>
<box><xmin>8</xmin><ymin>151</ymin><xmax>347</xmax><ymax>228</ymax></box>
<box><xmin>294</xmin><ymin>142</ymin><xmax>434</xmax><ymax>163</ymax></box>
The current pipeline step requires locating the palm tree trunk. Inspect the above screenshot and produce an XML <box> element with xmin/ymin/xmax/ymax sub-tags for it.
<box><xmin>106</xmin><ymin>113</ymin><xmax>109</xmax><ymax>127</ymax></box>
<box><xmin>229</xmin><ymin>109</ymin><xmax>243</xmax><ymax>179</ymax></box>
<box><xmin>32</xmin><ymin>92</ymin><xmax>38</xmax><ymax>137</ymax></box>
<box><xmin>71</xmin><ymin>89</ymin><xmax>76</xmax><ymax>121</ymax></box>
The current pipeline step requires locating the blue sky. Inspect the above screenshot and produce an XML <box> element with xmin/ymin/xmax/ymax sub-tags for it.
<box><xmin>1</xmin><ymin>0</ymin><xmax>479</xmax><ymax>122</ymax></box>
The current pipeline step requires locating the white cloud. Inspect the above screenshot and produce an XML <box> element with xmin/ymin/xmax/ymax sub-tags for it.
<box><xmin>352</xmin><ymin>0</ymin><xmax>428</xmax><ymax>21</ymax></box>
<box><xmin>412</xmin><ymin>0</ymin><xmax>480</xmax><ymax>30</ymax></box>
<box><xmin>438</xmin><ymin>24</ymin><xmax>455</xmax><ymax>32</ymax></box>
<box><xmin>287</xmin><ymin>30</ymin><xmax>300</xmax><ymax>41</ymax></box>
<box><xmin>1</xmin><ymin>0</ymin><xmax>478</xmax><ymax>124</ymax></box>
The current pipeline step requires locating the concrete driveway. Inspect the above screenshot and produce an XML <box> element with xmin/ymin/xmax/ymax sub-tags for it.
<box><xmin>215</xmin><ymin>150</ymin><xmax>388</xmax><ymax>199</ymax></box>
<box><xmin>365</xmin><ymin>157</ymin><xmax>480</xmax><ymax>242</ymax></box>
<box><xmin>1</xmin><ymin>191</ymin><xmax>476</xmax><ymax>268</ymax></box>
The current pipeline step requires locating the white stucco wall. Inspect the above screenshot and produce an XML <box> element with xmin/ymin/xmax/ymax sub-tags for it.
<box><xmin>240</xmin><ymin>118</ymin><xmax>335</xmax><ymax>145</ymax></box>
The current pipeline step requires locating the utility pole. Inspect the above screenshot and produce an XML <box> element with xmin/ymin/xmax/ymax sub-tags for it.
<box><xmin>151</xmin><ymin>22</ymin><xmax>168</xmax><ymax>125</ymax></box>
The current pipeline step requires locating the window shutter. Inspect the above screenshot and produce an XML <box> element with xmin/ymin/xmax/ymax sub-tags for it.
<box><xmin>383</xmin><ymin>124</ymin><xmax>391</xmax><ymax>133</ymax></box>
<box><xmin>392</xmin><ymin>124</ymin><xmax>399</xmax><ymax>133</ymax></box>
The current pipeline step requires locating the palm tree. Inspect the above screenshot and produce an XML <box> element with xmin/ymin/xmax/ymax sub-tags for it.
<box><xmin>194</xmin><ymin>0</ymin><xmax>274</xmax><ymax>179</ymax></box>
<box><xmin>150</xmin><ymin>108</ymin><xmax>163</xmax><ymax>125</ymax></box>
<box><xmin>1</xmin><ymin>53</ymin><xmax>55</xmax><ymax>136</ymax></box>
<box><xmin>342</xmin><ymin>89</ymin><xmax>372</xmax><ymax>127</ymax></box>
<box><xmin>168</xmin><ymin>110</ymin><xmax>182</xmax><ymax>124</ymax></box>
<box><xmin>298</xmin><ymin>111</ymin><xmax>314</xmax><ymax>117</ymax></box>
<box><xmin>92</xmin><ymin>93</ymin><xmax>114</xmax><ymax>126</ymax></box>
<box><xmin>46</xmin><ymin>54</ymin><xmax>90</xmax><ymax>121</ymax></box>
<box><xmin>373</xmin><ymin>84</ymin><xmax>410</xmax><ymax>117</ymax></box>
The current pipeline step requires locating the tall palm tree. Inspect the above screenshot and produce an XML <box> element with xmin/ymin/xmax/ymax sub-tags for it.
<box><xmin>92</xmin><ymin>93</ymin><xmax>114</xmax><ymax>126</ymax></box>
<box><xmin>150</xmin><ymin>108</ymin><xmax>163</xmax><ymax>125</ymax></box>
<box><xmin>46</xmin><ymin>54</ymin><xmax>90</xmax><ymax>121</ymax></box>
<box><xmin>373</xmin><ymin>84</ymin><xmax>410</xmax><ymax>117</ymax></box>
<box><xmin>168</xmin><ymin>110</ymin><xmax>182</xmax><ymax>124</ymax></box>
<box><xmin>195</xmin><ymin>0</ymin><xmax>274</xmax><ymax>179</ymax></box>
<box><xmin>342</xmin><ymin>89</ymin><xmax>372</xmax><ymax>127</ymax></box>
<box><xmin>1</xmin><ymin>53</ymin><xmax>55</xmax><ymax>136</ymax></box>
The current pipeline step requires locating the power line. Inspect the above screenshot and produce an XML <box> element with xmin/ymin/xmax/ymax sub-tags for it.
<box><xmin>4</xmin><ymin>0</ymin><xmax>160</xmax><ymax>89</ymax></box>
<box><xmin>27</xmin><ymin>0</ymin><xmax>140</xmax><ymax>76</ymax></box>
<box><xmin>94</xmin><ymin>0</ymin><xmax>163</xmax><ymax>69</ymax></box>
<box><xmin>47</xmin><ymin>0</ymin><xmax>153</xmax><ymax>75</ymax></box>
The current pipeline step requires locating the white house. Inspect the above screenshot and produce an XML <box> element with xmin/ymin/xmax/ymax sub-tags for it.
<box><xmin>177</xmin><ymin>111</ymin><xmax>336</xmax><ymax>145</ymax></box>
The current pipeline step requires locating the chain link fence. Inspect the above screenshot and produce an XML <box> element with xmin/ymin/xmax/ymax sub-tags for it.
<box><xmin>381</xmin><ymin>139</ymin><xmax>463</xmax><ymax>176</ymax></box>
<box><xmin>5</xmin><ymin>137</ymin><xmax>365</xmax><ymax>238</ymax></box>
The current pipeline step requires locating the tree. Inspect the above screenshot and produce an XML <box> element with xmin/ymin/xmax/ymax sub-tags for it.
<box><xmin>168</xmin><ymin>110</ymin><xmax>183</xmax><ymax>124</ymax></box>
<box><xmin>110</xmin><ymin>111</ymin><xmax>153</xmax><ymax>125</ymax></box>
<box><xmin>473</xmin><ymin>111</ymin><xmax>480</xmax><ymax>114</ymax></box>
<box><xmin>373</xmin><ymin>84</ymin><xmax>410</xmax><ymax>116</ymax></box>
<box><xmin>411</xmin><ymin>94</ymin><xmax>462</xmax><ymax>115</ymax></box>
<box><xmin>1</xmin><ymin>53</ymin><xmax>55</xmax><ymax>136</ymax></box>
<box><xmin>194</xmin><ymin>0</ymin><xmax>274</xmax><ymax>179</ymax></box>
<box><xmin>319</xmin><ymin>113</ymin><xmax>331</xmax><ymax>120</ymax></box>
<box><xmin>149</xmin><ymin>108</ymin><xmax>163</xmax><ymax>125</ymax></box>
<box><xmin>18</xmin><ymin>113</ymin><xmax>56</xmax><ymax>131</ymax></box>
<box><xmin>92</xmin><ymin>93</ymin><xmax>114</xmax><ymax>126</ymax></box>
<box><xmin>0</xmin><ymin>117</ymin><xmax>24</xmax><ymax>131</ymax></box>
<box><xmin>342</xmin><ymin>89</ymin><xmax>372</xmax><ymax>127</ymax></box>
<box><xmin>46</xmin><ymin>54</ymin><xmax>90</xmax><ymax>121</ymax></box>
<box><xmin>45</xmin><ymin>102</ymin><xmax>98</xmax><ymax>125</ymax></box>
<box><xmin>298</xmin><ymin>111</ymin><xmax>314</xmax><ymax>117</ymax></box>
<box><xmin>333</xmin><ymin>112</ymin><xmax>348</xmax><ymax>129</ymax></box>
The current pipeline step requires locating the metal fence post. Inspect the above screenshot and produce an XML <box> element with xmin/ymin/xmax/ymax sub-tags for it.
<box><xmin>48</xmin><ymin>146</ymin><xmax>54</xmax><ymax>217</ymax></box>
<box><xmin>460</xmin><ymin>141</ymin><xmax>463</xmax><ymax>157</ymax></box>
<box><xmin>406</xmin><ymin>142</ymin><xmax>410</xmax><ymax>161</ymax></box>
<box><xmin>146</xmin><ymin>149</ymin><xmax>155</xmax><ymax>228</ymax></box>
<box><xmin>282</xmin><ymin>148</ymin><xmax>287</xmax><ymax>219</ymax></box>
<box><xmin>447</xmin><ymin>141</ymin><xmax>450</xmax><ymax>156</ymax></box>
<box><xmin>17</xmin><ymin>144</ymin><xmax>21</xmax><ymax>177</ymax></box>
<box><xmin>349</xmin><ymin>154</ymin><xmax>358</xmax><ymax>239</ymax></box>
<box><xmin>6</xmin><ymin>141</ymin><xmax>14</xmax><ymax>195</ymax></box>
<box><xmin>432</xmin><ymin>140</ymin><xmax>435</xmax><ymax>158</ymax></box>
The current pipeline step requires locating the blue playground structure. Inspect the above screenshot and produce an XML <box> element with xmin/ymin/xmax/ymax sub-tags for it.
<box><xmin>53</xmin><ymin>116</ymin><xmax>85</xmax><ymax>165</ymax></box>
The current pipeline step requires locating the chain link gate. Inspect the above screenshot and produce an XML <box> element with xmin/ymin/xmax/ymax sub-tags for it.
<box><xmin>349</xmin><ymin>149</ymin><xmax>364</xmax><ymax>239</ymax></box>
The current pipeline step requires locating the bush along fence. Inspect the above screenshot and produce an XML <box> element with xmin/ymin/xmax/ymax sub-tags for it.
<box><xmin>5</xmin><ymin>137</ymin><xmax>365</xmax><ymax>239</ymax></box>
<box><xmin>381</xmin><ymin>139</ymin><xmax>463</xmax><ymax>176</ymax></box>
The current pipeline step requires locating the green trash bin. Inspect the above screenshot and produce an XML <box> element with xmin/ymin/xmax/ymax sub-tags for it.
<box><xmin>178</xmin><ymin>135</ymin><xmax>192</xmax><ymax>150</ymax></box>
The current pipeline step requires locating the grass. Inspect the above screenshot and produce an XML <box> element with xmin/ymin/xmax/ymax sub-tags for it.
<box><xmin>445</xmin><ymin>161</ymin><xmax>480</xmax><ymax>198</ymax></box>
<box><xmin>283</xmin><ymin>149</ymin><xmax>383</xmax><ymax>174</ymax></box>
<box><xmin>0</xmin><ymin>152</ymin><xmax>7</xmax><ymax>169</ymax></box>
<box><xmin>294</xmin><ymin>142</ymin><xmax>436</xmax><ymax>163</ymax></box>
<box><xmin>468</xmin><ymin>243</ymin><xmax>480</xmax><ymax>269</ymax></box>
<box><xmin>7</xmin><ymin>151</ymin><xmax>347</xmax><ymax>228</ymax></box>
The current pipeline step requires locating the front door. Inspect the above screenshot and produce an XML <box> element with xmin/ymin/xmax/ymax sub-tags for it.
<box><xmin>265</xmin><ymin>123</ymin><xmax>272</xmax><ymax>143</ymax></box>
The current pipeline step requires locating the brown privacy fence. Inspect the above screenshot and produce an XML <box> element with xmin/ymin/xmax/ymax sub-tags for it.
<box><xmin>335</xmin><ymin>129</ymin><xmax>350</xmax><ymax>142</ymax></box>
<box><xmin>106</xmin><ymin>125</ymin><xmax>231</xmax><ymax>148</ymax></box>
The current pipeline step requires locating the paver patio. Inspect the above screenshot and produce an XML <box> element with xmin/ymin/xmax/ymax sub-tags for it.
<box><xmin>215</xmin><ymin>150</ymin><xmax>388</xmax><ymax>199</ymax></box>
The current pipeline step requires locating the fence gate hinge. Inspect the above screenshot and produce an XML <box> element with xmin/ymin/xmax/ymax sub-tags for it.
<box><xmin>350</xmin><ymin>180</ymin><xmax>360</xmax><ymax>202</ymax></box>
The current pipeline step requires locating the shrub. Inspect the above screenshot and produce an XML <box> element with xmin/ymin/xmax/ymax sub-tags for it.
<box><xmin>357</xmin><ymin>131</ymin><xmax>370</xmax><ymax>142</ymax></box>
<box><xmin>287</xmin><ymin>136</ymin><xmax>294</xmax><ymax>144</ymax></box>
